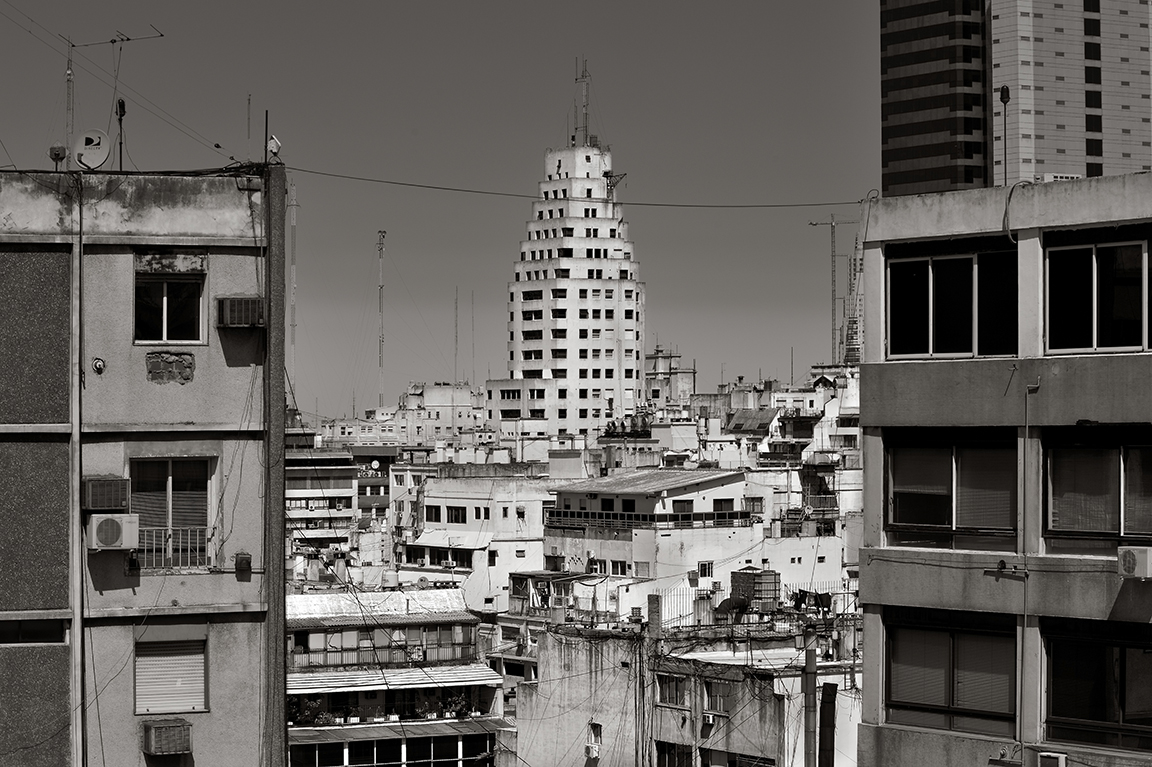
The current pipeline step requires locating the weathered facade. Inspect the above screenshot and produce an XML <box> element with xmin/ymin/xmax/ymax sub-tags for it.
<box><xmin>860</xmin><ymin>172</ymin><xmax>1152</xmax><ymax>766</ymax></box>
<box><xmin>0</xmin><ymin>167</ymin><xmax>285</xmax><ymax>766</ymax></box>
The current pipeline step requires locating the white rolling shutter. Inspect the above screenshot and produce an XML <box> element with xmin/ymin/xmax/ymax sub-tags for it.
<box><xmin>135</xmin><ymin>640</ymin><xmax>206</xmax><ymax>713</ymax></box>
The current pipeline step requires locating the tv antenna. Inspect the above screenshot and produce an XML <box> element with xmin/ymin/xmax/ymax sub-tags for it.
<box><xmin>58</xmin><ymin>26</ymin><xmax>164</xmax><ymax>170</ymax></box>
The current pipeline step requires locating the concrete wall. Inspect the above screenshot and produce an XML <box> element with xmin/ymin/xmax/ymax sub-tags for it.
<box><xmin>0</xmin><ymin>645</ymin><xmax>71</xmax><ymax>766</ymax></box>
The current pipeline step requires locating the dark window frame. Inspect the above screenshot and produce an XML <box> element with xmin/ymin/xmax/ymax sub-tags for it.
<box><xmin>1045</xmin><ymin>240</ymin><xmax>1148</xmax><ymax>353</ymax></box>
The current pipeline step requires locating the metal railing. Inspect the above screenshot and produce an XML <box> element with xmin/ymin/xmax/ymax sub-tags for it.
<box><xmin>289</xmin><ymin>644</ymin><xmax>475</xmax><ymax>670</ymax></box>
<box><xmin>139</xmin><ymin>527</ymin><xmax>207</xmax><ymax>569</ymax></box>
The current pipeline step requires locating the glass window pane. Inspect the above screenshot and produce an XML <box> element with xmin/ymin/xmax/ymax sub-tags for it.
<box><xmin>316</xmin><ymin>742</ymin><xmax>343</xmax><ymax>767</ymax></box>
<box><xmin>166</xmin><ymin>280</ymin><xmax>202</xmax><ymax>341</ymax></box>
<box><xmin>889</xmin><ymin>627</ymin><xmax>949</xmax><ymax>706</ymax></box>
<box><xmin>890</xmin><ymin>448</ymin><xmax>952</xmax><ymax>526</ymax></box>
<box><xmin>889</xmin><ymin>260</ymin><xmax>930</xmax><ymax>355</ymax></box>
<box><xmin>977</xmin><ymin>252</ymin><xmax>1018</xmax><ymax>355</ymax></box>
<box><xmin>134</xmin><ymin>280</ymin><xmax>164</xmax><ymax>341</ymax></box>
<box><xmin>1048</xmin><ymin>248</ymin><xmax>1094</xmax><ymax>350</ymax></box>
<box><xmin>348</xmin><ymin>740</ymin><xmax>374</xmax><ymax>765</ymax></box>
<box><xmin>289</xmin><ymin>745</ymin><xmax>317</xmax><ymax>767</ymax></box>
<box><xmin>1050</xmin><ymin>638</ymin><xmax>1116</xmax><ymax>722</ymax></box>
<box><xmin>1125</xmin><ymin>647</ymin><xmax>1152</xmax><ymax>727</ymax></box>
<box><xmin>956</xmin><ymin>448</ymin><xmax>1016</xmax><ymax>529</ymax></box>
<box><xmin>1097</xmin><ymin>244</ymin><xmax>1143</xmax><ymax>348</ymax></box>
<box><xmin>1126</xmin><ymin>448</ymin><xmax>1152</xmax><ymax>534</ymax></box>
<box><xmin>954</xmin><ymin>633</ymin><xmax>1015</xmax><ymax>713</ymax></box>
<box><xmin>1050</xmin><ymin>448</ymin><xmax>1119</xmax><ymax>533</ymax></box>
<box><xmin>932</xmin><ymin>258</ymin><xmax>973</xmax><ymax>354</ymax></box>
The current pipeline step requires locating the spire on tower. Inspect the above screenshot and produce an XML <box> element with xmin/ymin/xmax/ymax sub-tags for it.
<box><xmin>575</xmin><ymin>59</ymin><xmax>590</xmax><ymax>147</ymax></box>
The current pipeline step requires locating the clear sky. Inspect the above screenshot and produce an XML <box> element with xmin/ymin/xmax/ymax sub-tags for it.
<box><xmin>0</xmin><ymin>1</ymin><xmax>880</xmax><ymax>419</ymax></box>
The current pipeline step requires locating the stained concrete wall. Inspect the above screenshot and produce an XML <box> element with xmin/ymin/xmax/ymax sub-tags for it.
<box><xmin>0</xmin><ymin>645</ymin><xmax>70</xmax><ymax>766</ymax></box>
<box><xmin>0</xmin><ymin>438</ymin><xmax>70</xmax><ymax>611</ymax></box>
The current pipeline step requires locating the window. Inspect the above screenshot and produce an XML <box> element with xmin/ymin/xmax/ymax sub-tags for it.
<box><xmin>887</xmin><ymin>247</ymin><xmax>1018</xmax><ymax>357</ymax></box>
<box><xmin>1084</xmin><ymin>17</ymin><xmax>1100</xmax><ymax>36</ymax></box>
<box><xmin>588</xmin><ymin>558</ymin><xmax>606</xmax><ymax>574</ymax></box>
<box><xmin>132</xmin><ymin>459</ymin><xmax>210</xmax><ymax>568</ymax></box>
<box><xmin>135</xmin><ymin>638</ymin><xmax>207</xmax><ymax>713</ymax></box>
<box><xmin>672</xmin><ymin>499</ymin><xmax>693</xmax><ymax>513</ymax></box>
<box><xmin>887</xmin><ymin>436</ymin><xmax>1017</xmax><ymax>551</ymax></box>
<box><xmin>1046</xmin><ymin>435</ymin><xmax>1152</xmax><ymax>549</ymax></box>
<box><xmin>135</xmin><ymin>276</ymin><xmax>203</xmax><ymax>342</ymax></box>
<box><xmin>611</xmin><ymin>560</ymin><xmax>628</xmax><ymax>575</ymax></box>
<box><xmin>447</xmin><ymin>506</ymin><xmax>466</xmax><ymax>524</ymax></box>
<box><xmin>1085</xmin><ymin>41</ymin><xmax>1101</xmax><ymax>60</ymax></box>
<box><xmin>558</xmin><ymin>389</ymin><xmax>567</xmax><ymax>399</ymax></box>
<box><xmin>657</xmin><ymin>674</ymin><xmax>687</xmax><ymax>706</ymax></box>
<box><xmin>425</xmin><ymin>504</ymin><xmax>441</xmax><ymax>523</ymax></box>
<box><xmin>522</xmin><ymin>289</ymin><xmax>542</xmax><ymax>301</ymax></box>
<box><xmin>886</xmin><ymin>607</ymin><xmax>1015</xmax><ymax>736</ymax></box>
<box><xmin>704</xmin><ymin>680</ymin><xmax>733</xmax><ymax>713</ymax></box>
<box><xmin>1086</xmin><ymin>66</ymin><xmax>1102</xmax><ymax>85</ymax></box>
<box><xmin>1045</xmin><ymin>617</ymin><xmax>1152</xmax><ymax>749</ymax></box>
<box><xmin>712</xmin><ymin>499</ymin><xmax>734</xmax><ymax>513</ymax></box>
<box><xmin>1086</xmin><ymin>138</ymin><xmax>1103</xmax><ymax>156</ymax></box>
<box><xmin>656</xmin><ymin>742</ymin><xmax>693</xmax><ymax>767</ymax></box>
<box><xmin>1047</xmin><ymin>242</ymin><xmax>1146</xmax><ymax>352</ymax></box>
<box><xmin>1086</xmin><ymin>113</ymin><xmax>1103</xmax><ymax>132</ymax></box>
<box><xmin>488</xmin><ymin>550</ymin><xmax>497</xmax><ymax>567</ymax></box>
<box><xmin>698</xmin><ymin>561</ymin><xmax>714</xmax><ymax>578</ymax></box>
<box><xmin>1087</xmin><ymin>90</ymin><xmax>1102</xmax><ymax>108</ymax></box>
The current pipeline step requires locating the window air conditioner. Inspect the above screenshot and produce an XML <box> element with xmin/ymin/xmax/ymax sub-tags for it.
<box><xmin>1119</xmin><ymin>547</ymin><xmax>1152</xmax><ymax>579</ymax></box>
<box><xmin>1037</xmin><ymin>754</ymin><xmax>1067</xmax><ymax>767</ymax></box>
<box><xmin>217</xmin><ymin>296</ymin><xmax>265</xmax><ymax>327</ymax></box>
<box><xmin>86</xmin><ymin>513</ymin><xmax>139</xmax><ymax>551</ymax></box>
<box><xmin>142</xmin><ymin>719</ymin><xmax>192</xmax><ymax>755</ymax></box>
<box><xmin>445</xmin><ymin>560</ymin><xmax>458</xmax><ymax>568</ymax></box>
<box><xmin>418</xmin><ymin>558</ymin><xmax>428</xmax><ymax>567</ymax></box>
<box><xmin>82</xmin><ymin>478</ymin><xmax>129</xmax><ymax>510</ymax></box>
<box><xmin>584</xmin><ymin>743</ymin><xmax>600</xmax><ymax>759</ymax></box>
<box><xmin>702</xmin><ymin>713</ymin><xmax>716</xmax><ymax>725</ymax></box>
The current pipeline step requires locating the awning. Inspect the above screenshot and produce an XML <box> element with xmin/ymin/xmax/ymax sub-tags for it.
<box><xmin>289</xmin><ymin>716</ymin><xmax>515</xmax><ymax>744</ymax></box>
<box><xmin>288</xmin><ymin>663</ymin><xmax>502</xmax><ymax>695</ymax></box>
<box><xmin>413</xmin><ymin>529</ymin><xmax>493</xmax><ymax>550</ymax></box>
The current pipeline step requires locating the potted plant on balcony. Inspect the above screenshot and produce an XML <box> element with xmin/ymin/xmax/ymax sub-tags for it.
<box><xmin>347</xmin><ymin>707</ymin><xmax>361</xmax><ymax>724</ymax></box>
<box><xmin>442</xmin><ymin>692</ymin><xmax>471</xmax><ymax>719</ymax></box>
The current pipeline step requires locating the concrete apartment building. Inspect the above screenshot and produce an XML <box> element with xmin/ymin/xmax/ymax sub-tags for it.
<box><xmin>485</xmin><ymin>116</ymin><xmax>645</xmax><ymax>439</ymax></box>
<box><xmin>859</xmin><ymin>173</ymin><xmax>1152</xmax><ymax>766</ymax></box>
<box><xmin>881</xmin><ymin>0</ymin><xmax>1152</xmax><ymax>195</ymax></box>
<box><xmin>0</xmin><ymin>167</ymin><xmax>285</xmax><ymax>765</ymax></box>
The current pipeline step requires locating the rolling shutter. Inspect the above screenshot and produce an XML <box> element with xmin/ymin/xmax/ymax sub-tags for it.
<box><xmin>136</xmin><ymin>640</ymin><xmax>206</xmax><ymax>713</ymax></box>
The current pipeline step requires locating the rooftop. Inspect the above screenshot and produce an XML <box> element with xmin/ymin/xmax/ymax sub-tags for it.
<box><xmin>551</xmin><ymin>468</ymin><xmax>743</xmax><ymax>496</ymax></box>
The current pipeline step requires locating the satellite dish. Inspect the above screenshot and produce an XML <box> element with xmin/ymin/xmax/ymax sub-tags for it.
<box><xmin>416</xmin><ymin>576</ymin><xmax>430</xmax><ymax>590</ymax></box>
<box><xmin>73</xmin><ymin>129</ymin><xmax>110</xmax><ymax>170</ymax></box>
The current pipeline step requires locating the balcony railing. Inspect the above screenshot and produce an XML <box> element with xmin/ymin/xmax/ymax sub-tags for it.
<box><xmin>289</xmin><ymin>644</ymin><xmax>475</xmax><ymax>670</ymax></box>
<box><xmin>139</xmin><ymin>527</ymin><xmax>207</xmax><ymax>569</ymax></box>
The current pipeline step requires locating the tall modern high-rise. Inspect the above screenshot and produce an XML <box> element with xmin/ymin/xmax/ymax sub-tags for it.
<box><xmin>881</xmin><ymin>0</ymin><xmax>1152</xmax><ymax>196</ymax></box>
<box><xmin>486</xmin><ymin>77</ymin><xmax>645</xmax><ymax>440</ymax></box>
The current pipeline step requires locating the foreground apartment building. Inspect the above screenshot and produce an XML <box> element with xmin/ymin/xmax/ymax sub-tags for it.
<box><xmin>860</xmin><ymin>172</ymin><xmax>1152</xmax><ymax>766</ymax></box>
<box><xmin>0</xmin><ymin>167</ymin><xmax>285</xmax><ymax>766</ymax></box>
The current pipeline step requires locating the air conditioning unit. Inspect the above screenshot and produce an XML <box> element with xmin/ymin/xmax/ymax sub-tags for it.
<box><xmin>551</xmin><ymin>596</ymin><xmax>567</xmax><ymax>608</ymax></box>
<box><xmin>444</xmin><ymin>560</ymin><xmax>458</xmax><ymax>568</ymax></box>
<box><xmin>702</xmin><ymin>713</ymin><xmax>716</xmax><ymax>725</ymax></box>
<box><xmin>1119</xmin><ymin>547</ymin><xmax>1152</xmax><ymax>578</ymax></box>
<box><xmin>408</xmin><ymin>646</ymin><xmax>425</xmax><ymax>662</ymax></box>
<box><xmin>86</xmin><ymin>513</ymin><xmax>139</xmax><ymax>550</ymax></box>
<box><xmin>561</xmin><ymin>562</ymin><xmax>571</xmax><ymax>573</ymax></box>
<box><xmin>418</xmin><ymin>557</ymin><xmax>428</xmax><ymax>567</ymax></box>
<box><xmin>142</xmin><ymin>719</ymin><xmax>192</xmax><ymax>755</ymax></box>
<box><xmin>217</xmin><ymin>296</ymin><xmax>264</xmax><ymax>327</ymax></box>
<box><xmin>1037</xmin><ymin>753</ymin><xmax>1067</xmax><ymax>767</ymax></box>
<box><xmin>83</xmin><ymin>478</ymin><xmax>129</xmax><ymax>510</ymax></box>
<box><xmin>584</xmin><ymin>743</ymin><xmax>600</xmax><ymax>759</ymax></box>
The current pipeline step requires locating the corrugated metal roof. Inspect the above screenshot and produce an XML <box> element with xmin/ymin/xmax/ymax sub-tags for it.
<box><xmin>287</xmin><ymin>663</ymin><xmax>503</xmax><ymax>695</ymax></box>
<box><xmin>551</xmin><ymin>468</ymin><xmax>744</xmax><ymax>496</ymax></box>
<box><xmin>287</xmin><ymin>589</ymin><xmax>470</xmax><ymax>626</ymax></box>
<box><xmin>287</xmin><ymin>610</ymin><xmax>478</xmax><ymax>630</ymax></box>
<box><xmin>289</xmin><ymin>716</ymin><xmax>514</xmax><ymax>744</ymax></box>
<box><xmin>726</xmin><ymin>408</ymin><xmax>779</xmax><ymax>433</ymax></box>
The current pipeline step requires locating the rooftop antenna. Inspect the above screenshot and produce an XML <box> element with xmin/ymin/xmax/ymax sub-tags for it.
<box><xmin>377</xmin><ymin>231</ymin><xmax>387</xmax><ymax>409</ymax></box>
<box><xmin>575</xmin><ymin>59</ymin><xmax>590</xmax><ymax>147</ymax></box>
<box><xmin>60</xmin><ymin>26</ymin><xmax>164</xmax><ymax>171</ymax></box>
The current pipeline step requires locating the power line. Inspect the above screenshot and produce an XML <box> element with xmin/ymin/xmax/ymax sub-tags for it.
<box><xmin>285</xmin><ymin>165</ymin><xmax>862</xmax><ymax>210</ymax></box>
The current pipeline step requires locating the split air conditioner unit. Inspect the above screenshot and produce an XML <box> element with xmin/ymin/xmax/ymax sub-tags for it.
<box><xmin>217</xmin><ymin>296</ymin><xmax>264</xmax><ymax>327</ymax></box>
<box><xmin>142</xmin><ymin>719</ymin><xmax>192</xmax><ymax>755</ymax></box>
<box><xmin>444</xmin><ymin>560</ymin><xmax>458</xmax><ymax>568</ymax></box>
<box><xmin>1037</xmin><ymin>753</ymin><xmax>1067</xmax><ymax>767</ymax></box>
<box><xmin>584</xmin><ymin>743</ymin><xmax>600</xmax><ymax>759</ymax></box>
<box><xmin>83</xmin><ymin>478</ymin><xmax>129</xmax><ymax>510</ymax></box>
<box><xmin>702</xmin><ymin>713</ymin><xmax>716</xmax><ymax>725</ymax></box>
<box><xmin>86</xmin><ymin>513</ymin><xmax>139</xmax><ymax>551</ymax></box>
<box><xmin>1118</xmin><ymin>547</ymin><xmax>1152</xmax><ymax>579</ymax></box>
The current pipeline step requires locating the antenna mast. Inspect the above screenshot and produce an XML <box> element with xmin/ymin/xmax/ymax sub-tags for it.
<box><xmin>288</xmin><ymin>182</ymin><xmax>298</xmax><ymax>384</ymax></box>
<box><xmin>575</xmin><ymin>59</ymin><xmax>590</xmax><ymax>147</ymax></box>
<box><xmin>377</xmin><ymin>231</ymin><xmax>387</xmax><ymax>408</ymax></box>
<box><xmin>65</xmin><ymin>43</ymin><xmax>74</xmax><ymax>170</ymax></box>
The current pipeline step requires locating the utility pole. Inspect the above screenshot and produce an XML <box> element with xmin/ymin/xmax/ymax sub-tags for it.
<box><xmin>802</xmin><ymin>624</ymin><xmax>817</xmax><ymax>767</ymax></box>
<box><xmin>809</xmin><ymin>215</ymin><xmax>857</xmax><ymax>363</ymax></box>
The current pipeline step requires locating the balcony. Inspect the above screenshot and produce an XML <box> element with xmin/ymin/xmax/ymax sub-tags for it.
<box><xmin>289</xmin><ymin>644</ymin><xmax>476</xmax><ymax>671</ymax></box>
<box><xmin>139</xmin><ymin>527</ymin><xmax>207</xmax><ymax>569</ymax></box>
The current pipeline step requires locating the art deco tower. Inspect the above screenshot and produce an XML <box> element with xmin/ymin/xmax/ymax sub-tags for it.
<box><xmin>487</xmin><ymin>72</ymin><xmax>645</xmax><ymax>439</ymax></box>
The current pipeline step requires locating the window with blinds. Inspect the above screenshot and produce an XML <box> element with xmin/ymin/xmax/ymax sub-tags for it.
<box><xmin>135</xmin><ymin>640</ymin><xmax>206</xmax><ymax>714</ymax></box>
<box><xmin>1048</xmin><ymin>446</ymin><xmax>1152</xmax><ymax>547</ymax></box>
<box><xmin>886</xmin><ymin>610</ymin><xmax>1015</xmax><ymax>736</ymax></box>
<box><xmin>131</xmin><ymin>459</ymin><xmax>211</xmax><ymax>569</ymax></box>
<box><xmin>887</xmin><ymin>443</ymin><xmax>1017</xmax><ymax>551</ymax></box>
